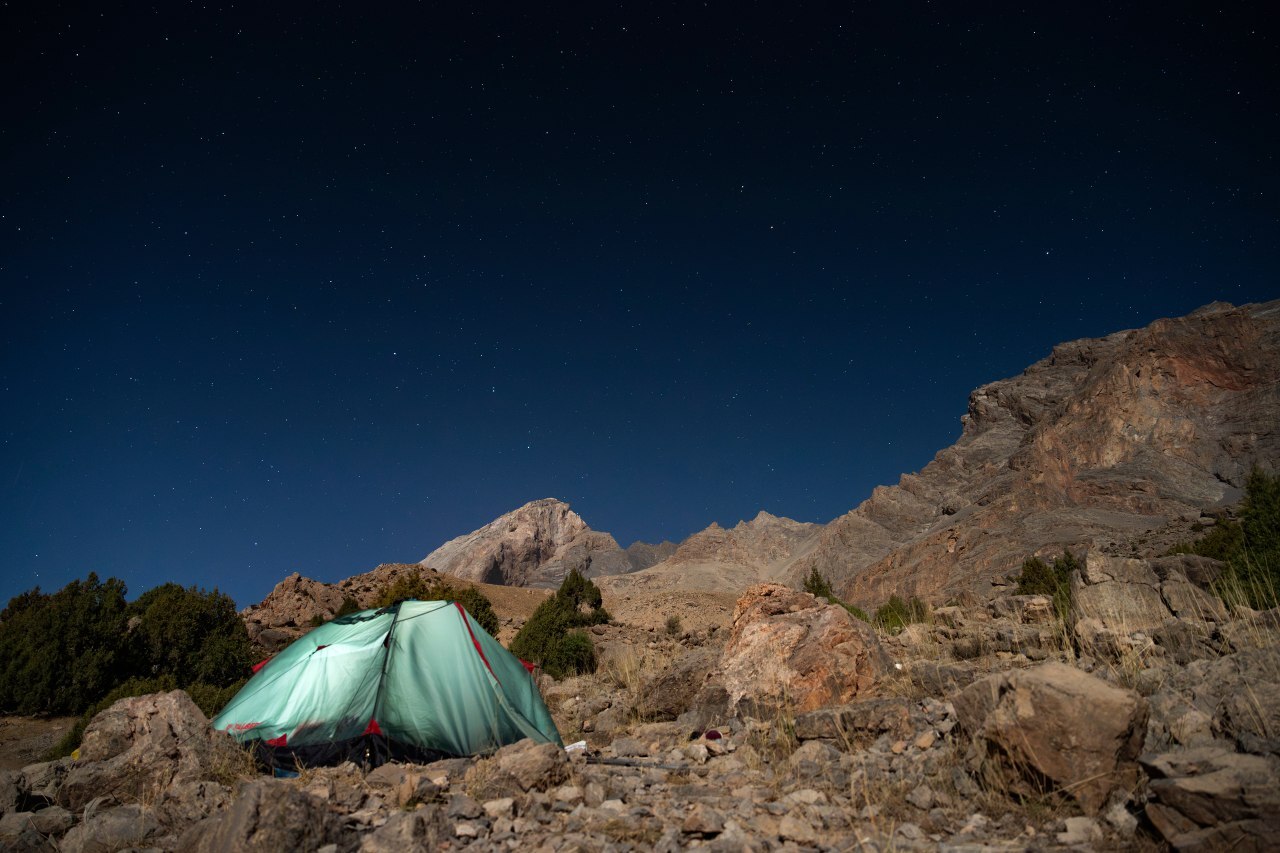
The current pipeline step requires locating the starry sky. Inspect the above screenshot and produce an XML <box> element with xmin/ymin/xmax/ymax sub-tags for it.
<box><xmin>3</xmin><ymin>4</ymin><xmax>1276</xmax><ymax>608</ymax></box>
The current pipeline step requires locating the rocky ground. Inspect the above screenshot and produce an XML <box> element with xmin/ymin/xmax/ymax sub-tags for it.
<box><xmin>3</xmin><ymin>552</ymin><xmax>1278</xmax><ymax>851</ymax></box>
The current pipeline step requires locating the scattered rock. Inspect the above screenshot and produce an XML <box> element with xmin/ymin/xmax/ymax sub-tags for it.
<box><xmin>954</xmin><ymin>662</ymin><xmax>1149</xmax><ymax>815</ymax></box>
<box><xmin>178</xmin><ymin>779</ymin><xmax>355</xmax><ymax>853</ymax></box>
<box><xmin>1141</xmin><ymin>746</ymin><xmax>1280</xmax><ymax>852</ymax></box>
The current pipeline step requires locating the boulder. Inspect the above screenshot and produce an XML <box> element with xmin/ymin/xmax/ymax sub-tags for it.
<box><xmin>633</xmin><ymin>646</ymin><xmax>718</xmax><ymax>721</ymax></box>
<box><xmin>464</xmin><ymin>738</ymin><xmax>569</xmax><ymax>799</ymax></box>
<box><xmin>1072</xmin><ymin>554</ymin><xmax>1171</xmax><ymax>633</ymax></box>
<box><xmin>1141</xmin><ymin>746</ymin><xmax>1280</xmax><ymax>852</ymax></box>
<box><xmin>59</xmin><ymin>803</ymin><xmax>161</xmax><ymax>853</ymax></box>
<box><xmin>178</xmin><ymin>778</ymin><xmax>355</xmax><ymax>853</ymax></box>
<box><xmin>717</xmin><ymin>584</ymin><xmax>892</xmax><ymax>714</ymax></box>
<box><xmin>57</xmin><ymin>690</ymin><xmax>245</xmax><ymax>814</ymax></box>
<box><xmin>954</xmin><ymin>662</ymin><xmax>1148</xmax><ymax>815</ymax></box>
<box><xmin>793</xmin><ymin>697</ymin><xmax>914</xmax><ymax>744</ymax></box>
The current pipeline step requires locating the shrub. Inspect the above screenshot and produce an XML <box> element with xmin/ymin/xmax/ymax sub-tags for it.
<box><xmin>873</xmin><ymin>595</ymin><xmax>930</xmax><ymax>633</ymax></box>
<box><xmin>0</xmin><ymin>573</ymin><xmax>130</xmax><ymax>715</ymax></box>
<box><xmin>129</xmin><ymin>583</ymin><xmax>254</xmax><ymax>688</ymax></box>
<box><xmin>1163</xmin><ymin>469</ymin><xmax>1280</xmax><ymax>609</ymax></box>
<box><xmin>804</xmin><ymin>566</ymin><xmax>871</xmax><ymax>622</ymax></box>
<box><xmin>375</xmin><ymin>569</ymin><xmax>500</xmax><ymax>635</ymax></box>
<box><xmin>508</xmin><ymin>569</ymin><xmax>609</xmax><ymax>678</ymax></box>
<box><xmin>309</xmin><ymin>596</ymin><xmax>363</xmax><ymax>627</ymax></box>
<box><xmin>664</xmin><ymin>614</ymin><xmax>682</xmax><ymax>636</ymax></box>
<box><xmin>1015</xmin><ymin>550</ymin><xmax>1079</xmax><ymax>620</ymax></box>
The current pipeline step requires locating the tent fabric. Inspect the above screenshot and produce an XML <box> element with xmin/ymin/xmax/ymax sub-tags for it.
<box><xmin>212</xmin><ymin>599</ymin><xmax>562</xmax><ymax>767</ymax></box>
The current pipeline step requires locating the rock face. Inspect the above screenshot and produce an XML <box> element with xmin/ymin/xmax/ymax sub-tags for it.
<box><xmin>716</xmin><ymin>583</ymin><xmax>891</xmax><ymax>714</ymax></box>
<box><xmin>788</xmin><ymin>300</ymin><xmax>1280</xmax><ymax>606</ymax></box>
<box><xmin>1141</xmin><ymin>747</ymin><xmax>1280</xmax><ymax>852</ymax></box>
<box><xmin>241</xmin><ymin>563</ymin><xmax>429</xmax><ymax>650</ymax></box>
<box><xmin>420</xmin><ymin>498</ymin><xmax>640</xmax><ymax>587</ymax></box>
<box><xmin>58</xmin><ymin>691</ymin><xmax>237</xmax><ymax>813</ymax></box>
<box><xmin>954</xmin><ymin>662</ymin><xmax>1149</xmax><ymax>815</ymax></box>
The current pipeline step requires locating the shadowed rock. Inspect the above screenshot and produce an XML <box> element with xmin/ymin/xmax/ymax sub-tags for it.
<box><xmin>954</xmin><ymin>662</ymin><xmax>1149</xmax><ymax>815</ymax></box>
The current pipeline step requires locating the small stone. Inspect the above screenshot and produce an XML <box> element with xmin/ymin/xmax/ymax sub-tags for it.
<box><xmin>957</xmin><ymin>812</ymin><xmax>989</xmax><ymax>836</ymax></box>
<box><xmin>482</xmin><ymin>797</ymin><xmax>514</xmax><ymax>819</ymax></box>
<box><xmin>552</xmin><ymin>785</ymin><xmax>583</xmax><ymax>805</ymax></box>
<box><xmin>1057</xmin><ymin>816</ymin><xmax>1102</xmax><ymax>845</ymax></box>
<box><xmin>914</xmin><ymin>730</ymin><xmax>937</xmax><ymax>750</ymax></box>
<box><xmin>682</xmin><ymin>802</ymin><xmax>725</xmax><ymax>836</ymax></box>
<box><xmin>599</xmin><ymin>798</ymin><xmax>626</xmax><ymax>814</ymax></box>
<box><xmin>890</xmin><ymin>739</ymin><xmax>908</xmax><ymax>754</ymax></box>
<box><xmin>454</xmin><ymin>821</ymin><xmax>480</xmax><ymax>838</ymax></box>
<box><xmin>1104</xmin><ymin>801</ymin><xmax>1137</xmax><ymax>836</ymax></box>
<box><xmin>896</xmin><ymin>822</ymin><xmax>925</xmax><ymax>841</ymax></box>
<box><xmin>447</xmin><ymin>793</ymin><xmax>483</xmax><ymax>819</ymax></box>
<box><xmin>906</xmin><ymin>784</ymin><xmax>934</xmax><ymax>811</ymax></box>
<box><xmin>778</xmin><ymin>814</ymin><xmax>818</xmax><ymax>844</ymax></box>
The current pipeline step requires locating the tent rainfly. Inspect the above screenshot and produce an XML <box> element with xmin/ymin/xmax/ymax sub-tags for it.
<box><xmin>211</xmin><ymin>599</ymin><xmax>562</xmax><ymax>768</ymax></box>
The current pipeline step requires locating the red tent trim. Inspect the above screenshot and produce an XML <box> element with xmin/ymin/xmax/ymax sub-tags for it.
<box><xmin>455</xmin><ymin>602</ymin><xmax>500</xmax><ymax>683</ymax></box>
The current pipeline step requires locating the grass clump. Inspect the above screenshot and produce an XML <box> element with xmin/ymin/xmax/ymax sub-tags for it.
<box><xmin>873</xmin><ymin>594</ymin><xmax>930</xmax><ymax>633</ymax></box>
<box><xmin>1015</xmin><ymin>550</ymin><xmax>1080</xmax><ymax>621</ymax></box>
<box><xmin>509</xmin><ymin>569</ymin><xmax>609</xmax><ymax>678</ymax></box>
<box><xmin>375</xmin><ymin>569</ymin><xmax>500</xmax><ymax>635</ymax></box>
<box><xmin>803</xmin><ymin>567</ymin><xmax>871</xmax><ymax>622</ymax></box>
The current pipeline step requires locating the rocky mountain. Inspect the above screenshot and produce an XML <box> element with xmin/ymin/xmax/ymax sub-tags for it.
<box><xmin>787</xmin><ymin>299</ymin><xmax>1280</xmax><ymax>606</ymax></box>
<box><xmin>418</xmin><ymin>498</ymin><xmax>662</xmax><ymax>588</ymax></box>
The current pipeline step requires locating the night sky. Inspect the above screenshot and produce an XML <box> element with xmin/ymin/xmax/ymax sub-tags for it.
<box><xmin>3</xmin><ymin>4</ymin><xmax>1276</xmax><ymax>608</ymax></box>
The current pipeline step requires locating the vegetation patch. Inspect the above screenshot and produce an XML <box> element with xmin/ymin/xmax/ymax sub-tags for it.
<box><xmin>0</xmin><ymin>575</ymin><xmax>251</xmax><ymax>718</ymax></box>
<box><xmin>803</xmin><ymin>567</ymin><xmax>871</xmax><ymax>622</ymax></box>
<box><xmin>1015</xmin><ymin>550</ymin><xmax>1080</xmax><ymax>621</ymax></box>
<box><xmin>873</xmin><ymin>594</ymin><xmax>931</xmax><ymax>633</ymax></box>
<box><xmin>509</xmin><ymin>569</ymin><xmax>610</xmax><ymax>678</ymax></box>
<box><xmin>374</xmin><ymin>569</ymin><xmax>500</xmax><ymax>635</ymax></box>
<box><xmin>1167</xmin><ymin>468</ymin><xmax>1279</xmax><ymax>610</ymax></box>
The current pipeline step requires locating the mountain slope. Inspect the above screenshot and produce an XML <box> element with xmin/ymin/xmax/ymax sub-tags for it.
<box><xmin>786</xmin><ymin>300</ymin><xmax>1280</xmax><ymax>605</ymax></box>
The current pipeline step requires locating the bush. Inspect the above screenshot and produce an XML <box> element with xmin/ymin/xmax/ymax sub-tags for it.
<box><xmin>1163</xmin><ymin>469</ymin><xmax>1280</xmax><ymax>609</ymax></box>
<box><xmin>804</xmin><ymin>567</ymin><xmax>870</xmax><ymax>622</ymax></box>
<box><xmin>0</xmin><ymin>573</ymin><xmax>130</xmax><ymax>715</ymax></box>
<box><xmin>873</xmin><ymin>595</ymin><xmax>930</xmax><ymax>633</ymax></box>
<box><xmin>129</xmin><ymin>583</ymin><xmax>253</xmax><ymax>687</ymax></box>
<box><xmin>1015</xmin><ymin>550</ymin><xmax>1079</xmax><ymax>620</ymax></box>
<box><xmin>0</xmin><ymin>575</ymin><xmax>255</xmax><ymax>717</ymax></box>
<box><xmin>375</xmin><ymin>570</ymin><xmax>500</xmax><ymax>635</ymax></box>
<box><xmin>508</xmin><ymin>569</ymin><xmax>609</xmax><ymax>678</ymax></box>
<box><xmin>664</xmin><ymin>614</ymin><xmax>682</xmax><ymax>636</ymax></box>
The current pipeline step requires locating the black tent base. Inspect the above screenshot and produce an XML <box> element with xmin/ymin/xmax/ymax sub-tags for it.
<box><xmin>253</xmin><ymin>734</ymin><xmax>455</xmax><ymax>772</ymax></box>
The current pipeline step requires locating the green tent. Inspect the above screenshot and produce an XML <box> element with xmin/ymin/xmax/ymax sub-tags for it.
<box><xmin>212</xmin><ymin>599</ymin><xmax>562</xmax><ymax>767</ymax></box>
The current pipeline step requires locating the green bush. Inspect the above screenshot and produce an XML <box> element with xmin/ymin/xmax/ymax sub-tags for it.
<box><xmin>129</xmin><ymin>583</ymin><xmax>253</xmax><ymax>687</ymax></box>
<box><xmin>508</xmin><ymin>569</ymin><xmax>609</xmax><ymax>678</ymax></box>
<box><xmin>1163</xmin><ymin>469</ymin><xmax>1280</xmax><ymax>609</ymax></box>
<box><xmin>375</xmin><ymin>570</ymin><xmax>500</xmax><ymax>635</ymax></box>
<box><xmin>873</xmin><ymin>595</ymin><xmax>930</xmax><ymax>633</ymax></box>
<box><xmin>0</xmin><ymin>575</ymin><xmax>254</xmax><ymax>717</ymax></box>
<box><xmin>665</xmin><ymin>614</ymin><xmax>682</xmax><ymax>636</ymax></box>
<box><xmin>1015</xmin><ymin>550</ymin><xmax>1080</xmax><ymax>621</ymax></box>
<box><xmin>803</xmin><ymin>567</ymin><xmax>871</xmax><ymax>622</ymax></box>
<box><xmin>0</xmin><ymin>573</ymin><xmax>130</xmax><ymax>715</ymax></box>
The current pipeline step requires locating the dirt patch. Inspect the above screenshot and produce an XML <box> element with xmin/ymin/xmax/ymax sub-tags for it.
<box><xmin>0</xmin><ymin>715</ymin><xmax>77</xmax><ymax>771</ymax></box>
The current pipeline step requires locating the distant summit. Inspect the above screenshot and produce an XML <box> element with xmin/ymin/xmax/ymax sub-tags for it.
<box><xmin>419</xmin><ymin>498</ymin><xmax>666</xmax><ymax>588</ymax></box>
